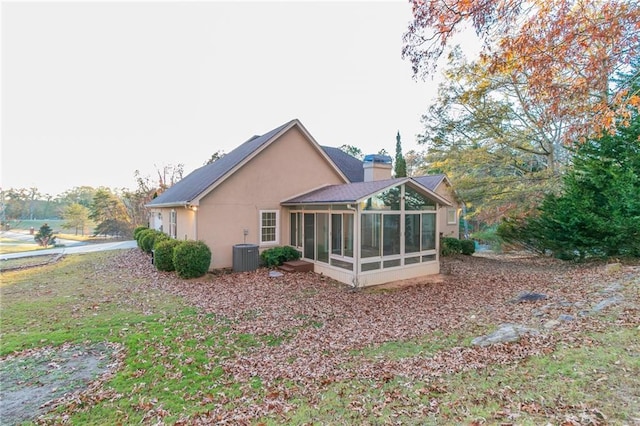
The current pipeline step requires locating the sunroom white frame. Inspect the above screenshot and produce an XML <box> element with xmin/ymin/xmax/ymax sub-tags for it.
<box><xmin>284</xmin><ymin>180</ymin><xmax>448</xmax><ymax>287</ymax></box>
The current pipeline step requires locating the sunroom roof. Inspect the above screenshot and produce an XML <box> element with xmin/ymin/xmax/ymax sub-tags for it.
<box><xmin>282</xmin><ymin>177</ymin><xmax>452</xmax><ymax>206</ymax></box>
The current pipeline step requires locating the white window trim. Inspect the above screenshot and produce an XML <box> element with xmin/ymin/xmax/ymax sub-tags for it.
<box><xmin>169</xmin><ymin>210</ymin><xmax>177</xmax><ymax>238</ymax></box>
<box><xmin>259</xmin><ymin>209</ymin><xmax>279</xmax><ymax>246</ymax></box>
<box><xmin>446</xmin><ymin>208</ymin><xmax>457</xmax><ymax>225</ymax></box>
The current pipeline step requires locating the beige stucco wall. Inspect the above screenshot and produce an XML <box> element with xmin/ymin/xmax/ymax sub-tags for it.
<box><xmin>147</xmin><ymin>207</ymin><xmax>197</xmax><ymax>241</ymax></box>
<box><xmin>435</xmin><ymin>182</ymin><xmax>460</xmax><ymax>238</ymax></box>
<box><xmin>196</xmin><ymin>126</ymin><xmax>346</xmax><ymax>269</ymax></box>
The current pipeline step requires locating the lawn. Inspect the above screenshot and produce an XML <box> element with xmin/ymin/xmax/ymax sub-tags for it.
<box><xmin>1</xmin><ymin>250</ymin><xmax>638</xmax><ymax>425</ymax></box>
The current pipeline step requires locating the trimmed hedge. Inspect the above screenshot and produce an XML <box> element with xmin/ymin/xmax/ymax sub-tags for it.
<box><xmin>260</xmin><ymin>246</ymin><xmax>300</xmax><ymax>267</ymax></box>
<box><xmin>133</xmin><ymin>226</ymin><xmax>149</xmax><ymax>241</ymax></box>
<box><xmin>173</xmin><ymin>240</ymin><xmax>212</xmax><ymax>279</ymax></box>
<box><xmin>460</xmin><ymin>239</ymin><xmax>476</xmax><ymax>255</ymax></box>
<box><xmin>135</xmin><ymin>228</ymin><xmax>154</xmax><ymax>245</ymax></box>
<box><xmin>441</xmin><ymin>237</ymin><xmax>462</xmax><ymax>256</ymax></box>
<box><xmin>441</xmin><ymin>237</ymin><xmax>475</xmax><ymax>256</ymax></box>
<box><xmin>153</xmin><ymin>239</ymin><xmax>182</xmax><ymax>272</ymax></box>
<box><xmin>140</xmin><ymin>230</ymin><xmax>168</xmax><ymax>254</ymax></box>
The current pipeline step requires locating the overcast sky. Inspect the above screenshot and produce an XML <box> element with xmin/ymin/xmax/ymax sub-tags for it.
<box><xmin>2</xmin><ymin>1</ymin><xmax>458</xmax><ymax>197</ymax></box>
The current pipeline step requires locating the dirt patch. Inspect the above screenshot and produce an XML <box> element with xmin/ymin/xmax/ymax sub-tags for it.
<box><xmin>0</xmin><ymin>342</ymin><xmax>121</xmax><ymax>425</ymax></box>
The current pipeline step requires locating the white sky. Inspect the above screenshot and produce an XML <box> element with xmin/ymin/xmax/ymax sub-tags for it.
<box><xmin>2</xmin><ymin>1</ymin><xmax>458</xmax><ymax>197</ymax></box>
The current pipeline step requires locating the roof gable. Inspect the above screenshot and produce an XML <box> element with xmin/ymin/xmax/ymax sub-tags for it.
<box><xmin>412</xmin><ymin>174</ymin><xmax>447</xmax><ymax>191</ymax></box>
<box><xmin>148</xmin><ymin>119</ymin><xmax>349</xmax><ymax>207</ymax></box>
<box><xmin>321</xmin><ymin>146</ymin><xmax>364</xmax><ymax>183</ymax></box>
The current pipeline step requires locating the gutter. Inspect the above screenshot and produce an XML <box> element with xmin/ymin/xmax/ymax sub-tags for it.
<box><xmin>144</xmin><ymin>201</ymin><xmax>190</xmax><ymax>209</ymax></box>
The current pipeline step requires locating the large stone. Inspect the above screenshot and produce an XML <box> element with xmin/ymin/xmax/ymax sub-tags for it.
<box><xmin>601</xmin><ymin>282</ymin><xmax>623</xmax><ymax>293</ymax></box>
<box><xmin>512</xmin><ymin>292</ymin><xmax>548</xmax><ymax>303</ymax></box>
<box><xmin>591</xmin><ymin>296</ymin><xmax>624</xmax><ymax>313</ymax></box>
<box><xmin>471</xmin><ymin>323</ymin><xmax>540</xmax><ymax>347</ymax></box>
<box><xmin>543</xmin><ymin>319</ymin><xmax>561</xmax><ymax>329</ymax></box>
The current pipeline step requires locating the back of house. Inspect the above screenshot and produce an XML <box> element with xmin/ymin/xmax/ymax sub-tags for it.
<box><xmin>147</xmin><ymin>119</ymin><xmax>460</xmax><ymax>287</ymax></box>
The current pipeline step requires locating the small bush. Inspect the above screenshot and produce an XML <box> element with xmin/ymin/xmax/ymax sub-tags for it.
<box><xmin>153</xmin><ymin>239</ymin><xmax>182</xmax><ymax>272</ymax></box>
<box><xmin>441</xmin><ymin>237</ymin><xmax>462</xmax><ymax>256</ymax></box>
<box><xmin>260</xmin><ymin>246</ymin><xmax>301</xmax><ymax>267</ymax></box>
<box><xmin>460</xmin><ymin>239</ymin><xmax>476</xmax><ymax>255</ymax></box>
<box><xmin>140</xmin><ymin>230</ymin><xmax>167</xmax><ymax>254</ymax></box>
<box><xmin>133</xmin><ymin>226</ymin><xmax>149</xmax><ymax>241</ymax></box>
<box><xmin>136</xmin><ymin>228</ymin><xmax>155</xmax><ymax>248</ymax></box>
<box><xmin>173</xmin><ymin>240</ymin><xmax>212</xmax><ymax>279</ymax></box>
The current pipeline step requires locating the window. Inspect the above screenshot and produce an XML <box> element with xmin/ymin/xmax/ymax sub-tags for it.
<box><xmin>260</xmin><ymin>210</ymin><xmax>279</xmax><ymax>245</ymax></box>
<box><xmin>304</xmin><ymin>213</ymin><xmax>315</xmax><ymax>259</ymax></box>
<box><xmin>331</xmin><ymin>214</ymin><xmax>342</xmax><ymax>255</ymax></box>
<box><xmin>383</xmin><ymin>215</ymin><xmax>401</xmax><ymax>256</ymax></box>
<box><xmin>405</xmin><ymin>214</ymin><xmax>421</xmax><ymax>253</ymax></box>
<box><xmin>422</xmin><ymin>213</ymin><xmax>436</xmax><ymax>250</ymax></box>
<box><xmin>361</xmin><ymin>214</ymin><xmax>381</xmax><ymax>258</ymax></box>
<box><xmin>405</xmin><ymin>187</ymin><xmax>436</xmax><ymax>210</ymax></box>
<box><xmin>290</xmin><ymin>212</ymin><xmax>302</xmax><ymax>247</ymax></box>
<box><xmin>169</xmin><ymin>210</ymin><xmax>177</xmax><ymax>239</ymax></box>
<box><xmin>405</xmin><ymin>213</ymin><xmax>436</xmax><ymax>254</ymax></box>
<box><xmin>362</xmin><ymin>187</ymin><xmax>401</xmax><ymax>211</ymax></box>
<box><xmin>447</xmin><ymin>208</ymin><xmax>457</xmax><ymax>225</ymax></box>
<box><xmin>331</xmin><ymin>213</ymin><xmax>354</xmax><ymax>258</ymax></box>
<box><xmin>343</xmin><ymin>214</ymin><xmax>354</xmax><ymax>257</ymax></box>
<box><xmin>316</xmin><ymin>213</ymin><xmax>329</xmax><ymax>263</ymax></box>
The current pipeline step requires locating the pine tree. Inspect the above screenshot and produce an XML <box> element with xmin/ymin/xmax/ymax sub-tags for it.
<box><xmin>500</xmin><ymin>108</ymin><xmax>640</xmax><ymax>259</ymax></box>
<box><xmin>394</xmin><ymin>131</ymin><xmax>407</xmax><ymax>178</ymax></box>
<box><xmin>34</xmin><ymin>223</ymin><xmax>57</xmax><ymax>247</ymax></box>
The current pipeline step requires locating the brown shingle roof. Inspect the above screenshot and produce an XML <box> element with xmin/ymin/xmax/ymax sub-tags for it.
<box><xmin>282</xmin><ymin>178</ymin><xmax>405</xmax><ymax>204</ymax></box>
<box><xmin>283</xmin><ymin>177</ymin><xmax>452</xmax><ymax>206</ymax></box>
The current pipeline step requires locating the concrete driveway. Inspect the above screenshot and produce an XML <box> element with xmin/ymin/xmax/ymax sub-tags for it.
<box><xmin>0</xmin><ymin>231</ymin><xmax>137</xmax><ymax>260</ymax></box>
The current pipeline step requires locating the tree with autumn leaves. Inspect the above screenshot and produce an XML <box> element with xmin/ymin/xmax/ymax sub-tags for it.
<box><xmin>405</xmin><ymin>0</ymin><xmax>640</xmax><ymax>257</ymax></box>
<box><xmin>497</xmin><ymin>100</ymin><xmax>640</xmax><ymax>259</ymax></box>
<box><xmin>417</xmin><ymin>45</ymin><xmax>575</xmax><ymax>223</ymax></box>
<box><xmin>403</xmin><ymin>0</ymin><xmax>640</xmax><ymax>141</ymax></box>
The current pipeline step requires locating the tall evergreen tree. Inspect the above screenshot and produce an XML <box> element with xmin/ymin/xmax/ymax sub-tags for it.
<box><xmin>394</xmin><ymin>131</ymin><xmax>407</xmax><ymax>178</ymax></box>
<box><xmin>499</xmin><ymin>98</ymin><xmax>640</xmax><ymax>259</ymax></box>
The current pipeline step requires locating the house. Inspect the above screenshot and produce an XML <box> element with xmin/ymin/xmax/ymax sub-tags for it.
<box><xmin>413</xmin><ymin>174</ymin><xmax>461</xmax><ymax>239</ymax></box>
<box><xmin>146</xmin><ymin>119</ymin><xmax>461</xmax><ymax>287</ymax></box>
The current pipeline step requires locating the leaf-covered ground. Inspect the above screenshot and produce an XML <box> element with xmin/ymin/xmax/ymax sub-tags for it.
<box><xmin>126</xmin><ymin>249</ymin><xmax>639</xmax><ymax>424</ymax></box>
<box><xmin>2</xmin><ymin>249</ymin><xmax>638</xmax><ymax>424</ymax></box>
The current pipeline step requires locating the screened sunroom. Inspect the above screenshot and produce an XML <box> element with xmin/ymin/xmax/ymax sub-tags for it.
<box><xmin>282</xmin><ymin>178</ymin><xmax>451</xmax><ymax>287</ymax></box>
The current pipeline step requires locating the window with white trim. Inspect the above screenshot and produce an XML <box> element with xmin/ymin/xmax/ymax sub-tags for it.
<box><xmin>260</xmin><ymin>210</ymin><xmax>279</xmax><ymax>245</ymax></box>
<box><xmin>446</xmin><ymin>208</ymin><xmax>457</xmax><ymax>225</ymax></box>
<box><xmin>169</xmin><ymin>210</ymin><xmax>177</xmax><ymax>238</ymax></box>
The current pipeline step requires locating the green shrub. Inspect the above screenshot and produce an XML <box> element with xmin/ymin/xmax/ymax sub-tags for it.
<box><xmin>173</xmin><ymin>240</ymin><xmax>211</xmax><ymax>279</ymax></box>
<box><xmin>140</xmin><ymin>230</ymin><xmax>167</xmax><ymax>254</ymax></box>
<box><xmin>460</xmin><ymin>239</ymin><xmax>476</xmax><ymax>255</ymax></box>
<box><xmin>133</xmin><ymin>226</ymin><xmax>149</xmax><ymax>241</ymax></box>
<box><xmin>153</xmin><ymin>239</ymin><xmax>181</xmax><ymax>272</ymax></box>
<box><xmin>136</xmin><ymin>229</ymin><xmax>155</xmax><ymax>249</ymax></box>
<box><xmin>441</xmin><ymin>237</ymin><xmax>462</xmax><ymax>256</ymax></box>
<box><xmin>260</xmin><ymin>246</ymin><xmax>301</xmax><ymax>267</ymax></box>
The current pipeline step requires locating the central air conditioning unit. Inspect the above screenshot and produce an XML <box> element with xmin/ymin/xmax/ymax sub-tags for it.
<box><xmin>232</xmin><ymin>243</ymin><xmax>260</xmax><ymax>272</ymax></box>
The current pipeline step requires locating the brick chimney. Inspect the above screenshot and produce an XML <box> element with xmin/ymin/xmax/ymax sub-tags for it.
<box><xmin>363</xmin><ymin>154</ymin><xmax>393</xmax><ymax>182</ymax></box>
